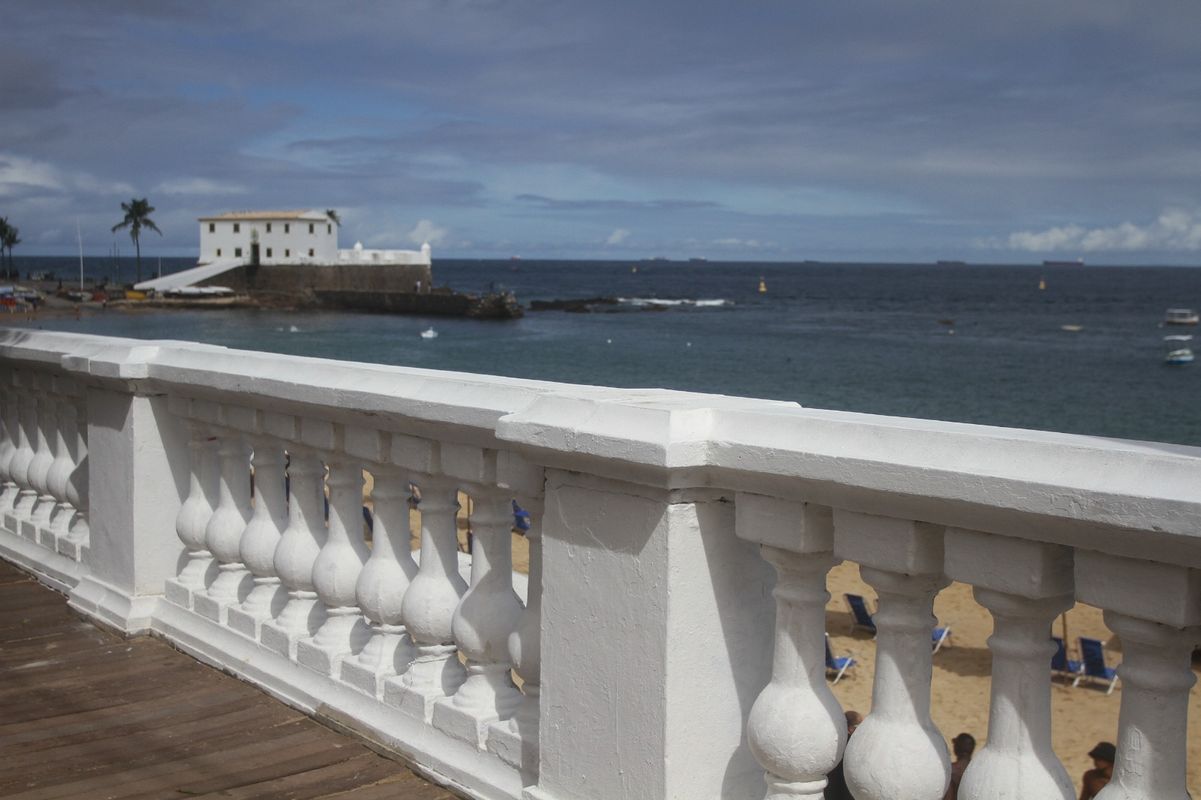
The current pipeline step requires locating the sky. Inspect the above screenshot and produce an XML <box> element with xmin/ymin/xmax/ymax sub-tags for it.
<box><xmin>3</xmin><ymin>0</ymin><xmax>1201</xmax><ymax>263</ymax></box>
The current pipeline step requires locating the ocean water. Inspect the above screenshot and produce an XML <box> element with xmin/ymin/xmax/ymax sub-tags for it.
<box><xmin>13</xmin><ymin>257</ymin><xmax>1201</xmax><ymax>446</ymax></box>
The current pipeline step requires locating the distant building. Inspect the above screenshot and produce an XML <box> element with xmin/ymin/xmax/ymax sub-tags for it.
<box><xmin>197</xmin><ymin>209</ymin><xmax>430</xmax><ymax>267</ymax></box>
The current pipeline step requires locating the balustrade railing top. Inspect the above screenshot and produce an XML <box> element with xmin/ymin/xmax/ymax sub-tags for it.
<box><xmin>1</xmin><ymin>328</ymin><xmax>1197</xmax><ymax>800</ymax></box>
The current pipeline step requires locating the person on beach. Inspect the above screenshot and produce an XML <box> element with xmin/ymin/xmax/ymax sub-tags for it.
<box><xmin>943</xmin><ymin>732</ymin><xmax>976</xmax><ymax>799</ymax></box>
<box><xmin>1079</xmin><ymin>741</ymin><xmax>1115</xmax><ymax>800</ymax></box>
<box><xmin>824</xmin><ymin>710</ymin><xmax>862</xmax><ymax>800</ymax></box>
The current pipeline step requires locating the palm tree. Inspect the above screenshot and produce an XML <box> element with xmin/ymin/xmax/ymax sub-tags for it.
<box><xmin>1</xmin><ymin>221</ymin><xmax>20</xmax><ymax>280</ymax></box>
<box><xmin>111</xmin><ymin>198</ymin><xmax>162</xmax><ymax>284</ymax></box>
<box><xmin>325</xmin><ymin>209</ymin><xmax>341</xmax><ymax>226</ymax></box>
<box><xmin>0</xmin><ymin>218</ymin><xmax>9</xmax><ymax>278</ymax></box>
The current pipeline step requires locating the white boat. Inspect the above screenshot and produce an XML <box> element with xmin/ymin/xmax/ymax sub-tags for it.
<box><xmin>420</xmin><ymin>327</ymin><xmax>438</xmax><ymax>339</ymax></box>
<box><xmin>1164</xmin><ymin>335</ymin><xmax>1194</xmax><ymax>365</ymax></box>
<box><xmin>1164</xmin><ymin>308</ymin><xmax>1199</xmax><ymax>325</ymax></box>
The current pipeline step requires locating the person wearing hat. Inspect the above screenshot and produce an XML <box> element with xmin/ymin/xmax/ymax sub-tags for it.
<box><xmin>1080</xmin><ymin>741</ymin><xmax>1116</xmax><ymax>799</ymax></box>
<box><xmin>942</xmin><ymin>732</ymin><xmax>976</xmax><ymax>799</ymax></box>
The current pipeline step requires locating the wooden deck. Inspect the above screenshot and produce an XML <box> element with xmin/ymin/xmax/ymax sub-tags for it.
<box><xmin>0</xmin><ymin>561</ymin><xmax>458</xmax><ymax>800</ymax></box>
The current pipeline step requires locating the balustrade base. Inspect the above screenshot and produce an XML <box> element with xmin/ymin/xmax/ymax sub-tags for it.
<box><xmin>295</xmin><ymin>612</ymin><xmax>369</xmax><ymax>677</ymax></box>
<box><xmin>68</xmin><ymin>574</ymin><xmax>159</xmax><ymax>635</ymax></box>
<box><xmin>227</xmin><ymin>586</ymin><xmax>290</xmax><ymax>640</ymax></box>
<box><xmin>164</xmin><ymin>577</ymin><xmax>199</xmax><ymax>610</ymax></box>
<box><xmin>193</xmin><ymin>573</ymin><xmax>254</xmax><ymax>624</ymax></box>
<box><xmin>54</xmin><ymin>535</ymin><xmax>84</xmax><ymax>562</ymax></box>
<box><xmin>0</xmin><ymin>526</ymin><xmax>84</xmax><ymax>593</ymax></box>
<box><xmin>341</xmin><ymin>631</ymin><xmax>415</xmax><ymax>700</ymax></box>
<box><xmin>383</xmin><ymin>651</ymin><xmax>466</xmax><ymax>724</ymax></box>
<box><xmin>433</xmin><ymin>693</ymin><xmax>520</xmax><ymax>750</ymax></box>
<box><xmin>261</xmin><ymin>598</ymin><xmax>327</xmax><ymax>661</ymax></box>
<box><xmin>150</xmin><ymin>600</ymin><xmax>524</xmax><ymax>800</ymax></box>
<box><xmin>486</xmin><ymin>714</ymin><xmax>537</xmax><ymax>775</ymax></box>
<box><xmin>18</xmin><ymin>517</ymin><xmax>40</xmax><ymax>541</ymax></box>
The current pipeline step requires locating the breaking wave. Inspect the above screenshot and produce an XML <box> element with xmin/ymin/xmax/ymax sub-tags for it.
<box><xmin>616</xmin><ymin>297</ymin><xmax>733</xmax><ymax>308</ymax></box>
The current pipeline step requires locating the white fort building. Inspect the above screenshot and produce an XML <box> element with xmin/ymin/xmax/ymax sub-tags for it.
<box><xmin>137</xmin><ymin>209</ymin><xmax>431</xmax><ymax>292</ymax></box>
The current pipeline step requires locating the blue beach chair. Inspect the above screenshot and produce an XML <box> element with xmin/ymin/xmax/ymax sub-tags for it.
<box><xmin>1074</xmin><ymin>637</ymin><xmax>1120</xmax><ymax>694</ymax></box>
<box><xmin>1051</xmin><ymin>636</ymin><xmax>1083</xmax><ymax>680</ymax></box>
<box><xmin>844</xmin><ymin>593</ymin><xmax>952</xmax><ymax>653</ymax></box>
<box><xmin>825</xmin><ymin>634</ymin><xmax>856</xmax><ymax>684</ymax></box>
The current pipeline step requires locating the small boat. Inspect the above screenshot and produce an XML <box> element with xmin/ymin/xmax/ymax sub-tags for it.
<box><xmin>758</xmin><ymin>278</ymin><xmax>767</xmax><ymax>294</ymax></box>
<box><xmin>1039</xmin><ymin>277</ymin><xmax>1046</xmax><ymax>290</ymax></box>
<box><xmin>1164</xmin><ymin>308</ymin><xmax>1199</xmax><ymax>326</ymax></box>
<box><xmin>1164</xmin><ymin>335</ymin><xmax>1194</xmax><ymax>365</ymax></box>
<box><xmin>1061</xmin><ymin>324</ymin><xmax>1083</xmax><ymax>332</ymax></box>
<box><xmin>420</xmin><ymin>327</ymin><xmax>438</xmax><ymax>339</ymax></box>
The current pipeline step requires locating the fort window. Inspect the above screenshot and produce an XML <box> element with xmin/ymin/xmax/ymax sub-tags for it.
<box><xmin>266</xmin><ymin>223</ymin><xmax>272</xmax><ymax>233</ymax></box>
<box><xmin>233</xmin><ymin>223</ymin><xmax>240</xmax><ymax>233</ymax></box>
<box><xmin>308</xmin><ymin>223</ymin><xmax>315</xmax><ymax>234</ymax></box>
<box><xmin>235</xmin><ymin>247</ymin><xmax>243</xmax><ymax>258</ymax></box>
<box><xmin>208</xmin><ymin>223</ymin><xmax>215</xmax><ymax>233</ymax></box>
<box><xmin>266</xmin><ymin>248</ymin><xmax>273</xmax><ymax>258</ymax></box>
<box><xmin>285</xmin><ymin>249</ymin><xmax>290</xmax><ymax>257</ymax></box>
<box><xmin>216</xmin><ymin>248</ymin><xmax>221</xmax><ymax>257</ymax></box>
<box><xmin>327</xmin><ymin>224</ymin><xmax>332</xmax><ymax>234</ymax></box>
<box><xmin>284</xmin><ymin>224</ymin><xmax>290</xmax><ymax>234</ymax></box>
<box><xmin>308</xmin><ymin>248</ymin><xmax>314</xmax><ymax>257</ymax></box>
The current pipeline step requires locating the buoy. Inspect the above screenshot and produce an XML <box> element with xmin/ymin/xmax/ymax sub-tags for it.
<box><xmin>1039</xmin><ymin>277</ymin><xmax>1046</xmax><ymax>290</ymax></box>
<box><xmin>631</xmin><ymin>266</ymin><xmax>638</xmax><ymax>273</ymax></box>
<box><xmin>758</xmin><ymin>278</ymin><xmax>767</xmax><ymax>294</ymax></box>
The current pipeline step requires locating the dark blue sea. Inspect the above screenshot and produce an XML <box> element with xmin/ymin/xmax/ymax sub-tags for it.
<box><xmin>12</xmin><ymin>256</ymin><xmax>1201</xmax><ymax>446</ymax></box>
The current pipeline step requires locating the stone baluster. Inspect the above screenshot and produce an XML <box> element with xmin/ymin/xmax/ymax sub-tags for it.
<box><xmin>63</xmin><ymin>395</ymin><xmax>89</xmax><ymax>549</ymax></box>
<box><xmin>10</xmin><ymin>387</ymin><xmax>41</xmax><ymax>522</ymax></box>
<box><xmin>0</xmin><ymin>373</ymin><xmax>18</xmax><ymax>511</ymax></box>
<box><xmin>1075</xmin><ymin>551</ymin><xmax>1201</xmax><ymax>800</ymax></box>
<box><xmin>834</xmin><ymin>511</ymin><xmax>951</xmax><ymax>800</ymax></box>
<box><xmin>193</xmin><ymin>428</ymin><xmax>253</xmax><ymax>623</ymax></box>
<box><xmin>341</xmin><ymin>465</ymin><xmax>418</xmax><ymax>697</ymax></box>
<box><xmin>945</xmin><ymin>529</ymin><xmax>1075</xmax><ymax>799</ymax></box>
<box><xmin>165</xmin><ymin>420</ymin><xmax>219</xmax><ymax>609</ymax></box>
<box><xmin>731</xmin><ymin>495</ymin><xmax>847</xmax><ymax>800</ymax></box>
<box><xmin>297</xmin><ymin>454</ymin><xmax>371</xmax><ymax>675</ymax></box>
<box><xmin>227</xmin><ymin>436</ymin><xmax>290</xmax><ymax>639</ymax></box>
<box><xmin>384</xmin><ymin>476</ymin><xmax>468</xmax><ymax>722</ymax></box>
<box><xmin>46</xmin><ymin>389</ymin><xmax>79</xmax><ymax>544</ymax></box>
<box><xmin>434</xmin><ymin>487</ymin><xmax>524</xmax><ymax>747</ymax></box>
<box><xmin>262</xmin><ymin>447</ymin><xmax>328</xmax><ymax>658</ymax></box>
<box><xmin>488</xmin><ymin>496</ymin><xmax>545</xmax><ymax>774</ymax></box>
<box><xmin>23</xmin><ymin>383</ymin><xmax>57</xmax><ymax>537</ymax></box>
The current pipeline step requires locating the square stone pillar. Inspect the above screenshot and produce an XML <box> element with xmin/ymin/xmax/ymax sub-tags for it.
<box><xmin>526</xmin><ymin>469</ymin><xmax>775</xmax><ymax>800</ymax></box>
<box><xmin>68</xmin><ymin>385</ymin><xmax>188</xmax><ymax>634</ymax></box>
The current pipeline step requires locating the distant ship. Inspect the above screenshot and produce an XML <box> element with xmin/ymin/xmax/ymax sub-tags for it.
<box><xmin>1043</xmin><ymin>258</ymin><xmax>1084</xmax><ymax>267</ymax></box>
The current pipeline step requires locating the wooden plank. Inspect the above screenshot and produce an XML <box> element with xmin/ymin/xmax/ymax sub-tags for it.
<box><xmin>0</xmin><ymin>563</ymin><xmax>460</xmax><ymax>800</ymax></box>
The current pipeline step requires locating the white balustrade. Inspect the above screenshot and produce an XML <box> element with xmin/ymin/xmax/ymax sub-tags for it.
<box><xmin>46</xmin><ymin>392</ymin><xmax>78</xmax><ymax>541</ymax></box>
<box><xmin>1076</xmin><ymin>551</ymin><xmax>1201</xmax><ymax>800</ymax></box>
<box><xmin>297</xmin><ymin>456</ymin><xmax>371</xmax><ymax>675</ymax></box>
<box><xmin>3</xmin><ymin>329</ymin><xmax>1201</xmax><ymax>800</ymax></box>
<box><xmin>433</xmin><ymin>488</ymin><xmax>524</xmax><ymax>746</ymax></box>
<box><xmin>193</xmin><ymin>429</ymin><xmax>252</xmax><ymax>622</ymax></box>
<box><xmin>341</xmin><ymin>466</ymin><xmax>418</xmax><ymax>696</ymax></box>
<box><xmin>488</xmin><ymin>497</ymin><xmax>543</xmax><ymax>774</ymax></box>
<box><xmin>945</xmin><ymin>529</ymin><xmax>1075</xmax><ymax>799</ymax></box>
<box><xmin>738</xmin><ymin>495</ymin><xmax>847</xmax><ymax>800</ymax></box>
<box><xmin>227</xmin><ymin>436</ymin><xmax>290</xmax><ymax>639</ymax></box>
<box><xmin>262</xmin><ymin>447</ymin><xmax>328</xmax><ymax>658</ymax></box>
<box><xmin>385</xmin><ymin>477</ymin><xmax>468</xmax><ymax>721</ymax></box>
<box><xmin>166</xmin><ymin>421</ymin><xmax>218</xmax><ymax>609</ymax></box>
<box><xmin>836</xmin><ymin>512</ymin><xmax>951</xmax><ymax>800</ymax></box>
<box><xmin>0</xmin><ymin>374</ymin><xmax>18</xmax><ymax>512</ymax></box>
<box><xmin>10</xmin><ymin>390</ymin><xmax>39</xmax><ymax>521</ymax></box>
<box><xmin>62</xmin><ymin>395</ymin><xmax>88</xmax><ymax>551</ymax></box>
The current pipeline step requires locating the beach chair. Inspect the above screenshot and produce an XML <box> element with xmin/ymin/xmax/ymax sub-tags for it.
<box><xmin>1074</xmin><ymin>637</ymin><xmax>1120</xmax><ymax>694</ymax></box>
<box><xmin>844</xmin><ymin>593</ymin><xmax>952</xmax><ymax>653</ymax></box>
<box><xmin>825</xmin><ymin>634</ymin><xmax>856</xmax><ymax>684</ymax></box>
<box><xmin>1051</xmin><ymin>636</ymin><xmax>1083</xmax><ymax>680</ymax></box>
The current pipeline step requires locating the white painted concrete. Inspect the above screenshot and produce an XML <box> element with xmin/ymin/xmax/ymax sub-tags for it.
<box><xmin>2</xmin><ymin>328</ymin><xmax>1200</xmax><ymax>800</ymax></box>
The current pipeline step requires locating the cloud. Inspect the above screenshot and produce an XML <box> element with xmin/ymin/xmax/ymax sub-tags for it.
<box><xmin>155</xmin><ymin>177</ymin><xmax>248</xmax><ymax>196</ymax></box>
<box><xmin>1004</xmin><ymin>209</ymin><xmax>1201</xmax><ymax>252</ymax></box>
<box><xmin>605</xmin><ymin>228</ymin><xmax>630</xmax><ymax>245</ymax></box>
<box><xmin>516</xmin><ymin>194</ymin><xmax>720</xmax><ymax>212</ymax></box>
<box><xmin>713</xmin><ymin>237</ymin><xmax>762</xmax><ymax>248</ymax></box>
<box><xmin>406</xmin><ymin>219</ymin><xmax>448</xmax><ymax>246</ymax></box>
<box><xmin>0</xmin><ymin>152</ymin><xmax>133</xmax><ymax>198</ymax></box>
